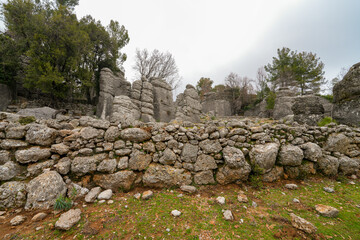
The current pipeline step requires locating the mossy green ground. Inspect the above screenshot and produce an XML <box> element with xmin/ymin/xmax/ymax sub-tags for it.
<box><xmin>3</xmin><ymin>177</ymin><xmax>360</xmax><ymax>240</ymax></box>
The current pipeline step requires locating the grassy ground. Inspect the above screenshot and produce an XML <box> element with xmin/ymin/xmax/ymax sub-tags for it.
<box><xmin>1</xmin><ymin>176</ymin><xmax>360</xmax><ymax>240</ymax></box>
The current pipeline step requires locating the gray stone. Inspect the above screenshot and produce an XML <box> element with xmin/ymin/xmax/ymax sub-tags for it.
<box><xmin>55</xmin><ymin>157</ymin><xmax>71</xmax><ymax>175</ymax></box>
<box><xmin>333</xmin><ymin>62</ymin><xmax>360</xmax><ymax>102</ymax></box>
<box><xmin>194</xmin><ymin>154</ymin><xmax>217</xmax><ymax>171</ymax></box>
<box><xmin>10</xmin><ymin>215</ymin><xmax>26</xmax><ymax>226</ymax></box>
<box><xmin>315</xmin><ymin>204</ymin><xmax>339</xmax><ymax>218</ymax></box>
<box><xmin>120</xmin><ymin>128</ymin><xmax>151</xmax><ymax>142</ymax></box>
<box><xmin>143</xmin><ymin>163</ymin><xmax>192</xmax><ymax>188</ymax></box>
<box><xmin>278</xmin><ymin>145</ymin><xmax>303</xmax><ymax>166</ymax></box>
<box><xmin>249</xmin><ymin>143</ymin><xmax>279</xmax><ymax>173</ymax></box>
<box><xmin>55</xmin><ymin>209</ymin><xmax>81</xmax><ymax>231</ymax></box>
<box><xmin>325</xmin><ymin>133</ymin><xmax>351</xmax><ymax>154</ymax></box>
<box><xmin>223</xmin><ymin>146</ymin><xmax>247</xmax><ymax>169</ymax></box>
<box><xmin>171</xmin><ymin>210</ymin><xmax>181</xmax><ymax>217</ymax></box>
<box><xmin>98</xmin><ymin>189</ymin><xmax>113</xmax><ymax>200</ymax></box>
<box><xmin>142</xmin><ymin>190</ymin><xmax>153</xmax><ymax>200</ymax></box>
<box><xmin>237</xmin><ymin>192</ymin><xmax>248</xmax><ymax>203</ymax></box>
<box><xmin>199</xmin><ymin>139</ymin><xmax>222</xmax><ymax>154</ymax></box>
<box><xmin>97</xmin><ymin>159</ymin><xmax>117</xmax><ymax>173</ymax></box>
<box><xmin>323</xmin><ymin>187</ymin><xmax>335</xmax><ymax>193</ymax></box>
<box><xmin>17</xmin><ymin>107</ymin><xmax>57</xmax><ymax>119</ymax></box>
<box><xmin>111</xmin><ymin>95</ymin><xmax>140</xmax><ymax>126</ymax></box>
<box><xmin>71</xmin><ymin>156</ymin><xmax>100</xmax><ymax>176</ymax></box>
<box><xmin>223</xmin><ymin>210</ymin><xmax>233</xmax><ymax>221</ymax></box>
<box><xmin>67</xmin><ymin>183</ymin><xmax>89</xmax><ymax>199</ymax></box>
<box><xmin>6</xmin><ymin>124</ymin><xmax>26</xmax><ymax>139</ymax></box>
<box><xmin>159</xmin><ymin>148</ymin><xmax>177</xmax><ymax>165</ymax></box>
<box><xmin>0</xmin><ymin>150</ymin><xmax>11</xmax><ymax>165</ymax></box>
<box><xmin>0</xmin><ymin>139</ymin><xmax>28</xmax><ymax>149</ymax></box>
<box><xmin>301</xmin><ymin>142</ymin><xmax>322</xmax><ymax>162</ymax></box>
<box><xmin>15</xmin><ymin>147</ymin><xmax>51</xmax><ymax>164</ymax></box>
<box><xmin>104</xmin><ymin>126</ymin><xmax>121</xmax><ymax>142</ymax></box>
<box><xmin>51</xmin><ymin>143</ymin><xmax>70</xmax><ymax>155</ymax></box>
<box><xmin>290</xmin><ymin>213</ymin><xmax>317</xmax><ymax>234</ymax></box>
<box><xmin>339</xmin><ymin>156</ymin><xmax>360</xmax><ymax>175</ymax></box>
<box><xmin>0</xmin><ymin>181</ymin><xmax>26</xmax><ymax>209</ymax></box>
<box><xmin>80</xmin><ymin>127</ymin><xmax>100</xmax><ymax>140</ymax></box>
<box><xmin>25</xmin><ymin>171</ymin><xmax>66</xmax><ymax>209</ymax></box>
<box><xmin>194</xmin><ymin>170</ymin><xmax>215</xmax><ymax>185</ymax></box>
<box><xmin>117</xmin><ymin>157</ymin><xmax>128</xmax><ymax>170</ymax></box>
<box><xmin>285</xmin><ymin>184</ymin><xmax>298</xmax><ymax>190</ymax></box>
<box><xmin>27</xmin><ymin>160</ymin><xmax>55</xmax><ymax>176</ymax></box>
<box><xmin>32</xmin><ymin>212</ymin><xmax>47</xmax><ymax>222</ymax></box>
<box><xmin>262</xmin><ymin>166</ymin><xmax>284</xmax><ymax>182</ymax></box>
<box><xmin>152</xmin><ymin>78</ymin><xmax>175</xmax><ymax>122</ymax></box>
<box><xmin>181</xmin><ymin>144</ymin><xmax>198</xmax><ymax>163</ymax></box>
<box><xmin>85</xmin><ymin>187</ymin><xmax>102</xmax><ymax>203</ymax></box>
<box><xmin>26</xmin><ymin>124</ymin><xmax>57</xmax><ymax>146</ymax></box>
<box><xmin>129</xmin><ymin>150</ymin><xmax>152</xmax><ymax>171</ymax></box>
<box><xmin>0</xmin><ymin>161</ymin><xmax>22</xmax><ymax>181</ymax></box>
<box><xmin>318</xmin><ymin>155</ymin><xmax>339</xmax><ymax>176</ymax></box>
<box><xmin>93</xmin><ymin>170</ymin><xmax>136</xmax><ymax>192</ymax></box>
<box><xmin>216</xmin><ymin>196</ymin><xmax>226</xmax><ymax>205</ymax></box>
<box><xmin>291</xmin><ymin>95</ymin><xmax>324</xmax><ymax>126</ymax></box>
<box><xmin>180</xmin><ymin>185</ymin><xmax>197</xmax><ymax>193</ymax></box>
<box><xmin>216</xmin><ymin>165</ymin><xmax>251</xmax><ymax>184</ymax></box>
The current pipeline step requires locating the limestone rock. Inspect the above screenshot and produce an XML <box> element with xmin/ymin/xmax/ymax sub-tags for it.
<box><xmin>301</xmin><ymin>142</ymin><xmax>322</xmax><ymax>162</ymax></box>
<box><xmin>55</xmin><ymin>209</ymin><xmax>81</xmax><ymax>231</ymax></box>
<box><xmin>290</xmin><ymin>213</ymin><xmax>317</xmax><ymax>234</ymax></box>
<box><xmin>0</xmin><ymin>181</ymin><xmax>26</xmax><ymax>209</ymax></box>
<box><xmin>0</xmin><ymin>161</ymin><xmax>22</xmax><ymax>181</ymax></box>
<box><xmin>216</xmin><ymin>165</ymin><xmax>251</xmax><ymax>185</ymax></box>
<box><xmin>181</xmin><ymin>144</ymin><xmax>198</xmax><ymax>163</ymax></box>
<box><xmin>152</xmin><ymin>78</ymin><xmax>175</xmax><ymax>122</ymax></box>
<box><xmin>143</xmin><ymin>163</ymin><xmax>192</xmax><ymax>188</ymax></box>
<box><xmin>142</xmin><ymin>190</ymin><xmax>153</xmax><ymax>200</ymax></box>
<box><xmin>318</xmin><ymin>155</ymin><xmax>339</xmax><ymax>176</ymax></box>
<box><xmin>85</xmin><ymin>187</ymin><xmax>102</xmax><ymax>203</ymax></box>
<box><xmin>32</xmin><ymin>212</ymin><xmax>47</xmax><ymax>222</ymax></box>
<box><xmin>98</xmin><ymin>189</ymin><xmax>113</xmax><ymax>200</ymax></box>
<box><xmin>80</xmin><ymin>127</ymin><xmax>101</xmax><ymax>140</ymax></box>
<box><xmin>194</xmin><ymin>154</ymin><xmax>217</xmax><ymax>171</ymax></box>
<box><xmin>0</xmin><ymin>150</ymin><xmax>11</xmax><ymax>165</ymax></box>
<box><xmin>175</xmin><ymin>84</ymin><xmax>202</xmax><ymax>122</ymax></box>
<box><xmin>180</xmin><ymin>185</ymin><xmax>197</xmax><ymax>193</ymax></box>
<box><xmin>223</xmin><ymin>146</ymin><xmax>247</xmax><ymax>169</ymax></box>
<box><xmin>55</xmin><ymin>157</ymin><xmax>71</xmax><ymax>175</ymax></box>
<box><xmin>171</xmin><ymin>210</ymin><xmax>181</xmax><ymax>217</ymax></box>
<box><xmin>120</xmin><ymin>128</ymin><xmax>151</xmax><ymax>142</ymax></box>
<box><xmin>10</xmin><ymin>215</ymin><xmax>26</xmax><ymax>226</ymax></box>
<box><xmin>199</xmin><ymin>139</ymin><xmax>222</xmax><ymax>154</ymax></box>
<box><xmin>0</xmin><ymin>139</ymin><xmax>28</xmax><ymax>149</ymax></box>
<box><xmin>17</xmin><ymin>107</ymin><xmax>57</xmax><ymax>119</ymax></box>
<box><xmin>25</xmin><ymin>171</ymin><xmax>66</xmax><ymax>209</ymax></box>
<box><xmin>194</xmin><ymin>170</ymin><xmax>215</xmax><ymax>185</ymax></box>
<box><xmin>223</xmin><ymin>210</ymin><xmax>234</xmax><ymax>221</ymax></box>
<box><xmin>216</xmin><ymin>196</ymin><xmax>226</xmax><ymax>205</ymax></box>
<box><xmin>15</xmin><ymin>147</ymin><xmax>51</xmax><ymax>164</ymax></box>
<box><xmin>0</xmin><ymin>83</ymin><xmax>12</xmax><ymax>111</ymax></box>
<box><xmin>237</xmin><ymin>192</ymin><xmax>248</xmax><ymax>203</ymax></box>
<box><xmin>291</xmin><ymin>95</ymin><xmax>324</xmax><ymax>126</ymax></box>
<box><xmin>111</xmin><ymin>95</ymin><xmax>140</xmax><ymax>126</ymax></box>
<box><xmin>315</xmin><ymin>204</ymin><xmax>339</xmax><ymax>218</ymax></box>
<box><xmin>71</xmin><ymin>156</ymin><xmax>100</xmax><ymax>176</ymax></box>
<box><xmin>6</xmin><ymin>124</ymin><xmax>26</xmax><ymax>139</ymax></box>
<box><xmin>26</xmin><ymin>124</ymin><xmax>57</xmax><ymax>146</ymax></box>
<box><xmin>97</xmin><ymin>159</ymin><xmax>117</xmax><ymax>173</ymax></box>
<box><xmin>159</xmin><ymin>148</ymin><xmax>177</xmax><ymax>165</ymax></box>
<box><xmin>338</xmin><ymin>156</ymin><xmax>360</xmax><ymax>175</ymax></box>
<box><xmin>93</xmin><ymin>170</ymin><xmax>136</xmax><ymax>192</ymax></box>
<box><xmin>129</xmin><ymin>150</ymin><xmax>152</xmax><ymax>171</ymax></box>
<box><xmin>333</xmin><ymin>62</ymin><xmax>360</xmax><ymax>102</ymax></box>
<box><xmin>104</xmin><ymin>126</ymin><xmax>121</xmax><ymax>142</ymax></box>
<box><xmin>51</xmin><ymin>143</ymin><xmax>70</xmax><ymax>155</ymax></box>
<box><xmin>285</xmin><ymin>184</ymin><xmax>298</xmax><ymax>190</ymax></box>
<box><xmin>278</xmin><ymin>145</ymin><xmax>303</xmax><ymax>166</ymax></box>
<box><xmin>27</xmin><ymin>160</ymin><xmax>55</xmax><ymax>176</ymax></box>
<box><xmin>325</xmin><ymin>133</ymin><xmax>351</xmax><ymax>154</ymax></box>
<box><xmin>262</xmin><ymin>166</ymin><xmax>284</xmax><ymax>182</ymax></box>
<box><xmin>249</xmin><ymin>143</ymin><xmax>279</xmax><ymax>173</ymax></box>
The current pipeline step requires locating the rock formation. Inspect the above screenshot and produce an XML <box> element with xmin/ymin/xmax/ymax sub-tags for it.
<box><xmin>273</xmin><ymin>87</ymin><xmax>296</xmax><ymax>119</ymax></box>
<box><xmin>96</xmin><ymin>68</ymin><xmax>131</xmax><ymax>119</ymax></box>
<box><xmin>131</xmin><ymin>79</ymin><xmax>155</xmax><ymax>122</ymax></box>
<box><xmin>333</xmin><ymin>62</ymin><xmax>360</xmax><ymax>127</ymax></box>
<box><xmin>291</xmin><ymin>95</ymin><xmax>325</xmax><ymax>125</ymax></box>
<box><xmin>151</xmin><ymin>78</ymin><xmax>175</xmax><ymax>122</ymax></box>
<box><xmin>201</xmin><ymin>91</ymin><xmax>232</xmax><ymax>117</ymax></box>
<box><xmin>175</xmin><ymin>84</ymin><xmax>202</xmax><ymax>122</ymax></box>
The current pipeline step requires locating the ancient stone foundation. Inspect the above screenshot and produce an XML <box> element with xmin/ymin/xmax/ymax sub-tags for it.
<box><xmin>1</xmin><ymin>112</ymin><xmax>359</xmax><ymax>210</ymax></box>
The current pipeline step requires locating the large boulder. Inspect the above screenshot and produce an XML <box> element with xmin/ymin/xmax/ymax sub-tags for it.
<box><xmin>301</xmin><ymin>142</ymin><xmax>322</xmax><ymax>162</ymax></box>
<box><xmin>325</xmin><ymin>133</ymin><xmax>351</xmax><ymax>154</ymax></box>
<box><xmin>201</xmin><ymin>91</ymin><xmax>232</xmax><ymax>117</ymax></box>
<box><xmin>93</xmin><ymin>170</ymin><xmax>136</xmax><ymax>192</ymax></box>
<box><xmin>222</xmin><ymin>146</ymin><xmax>247</xmax><ymax>169</ymax></box>
<box><xmin>249</xmin><ymin>143</ymin><xmax>279</xmax><ymax>173</ymax></box>
<box><xmin>0</xmin><ymin>181</ymin><xmax>26</xmax><ymax>209</ymax></box>
<box><xmin>26</xmin><ymin>124</ymin><xmax>57</xmax><ymax>146</ymax></box>
<box><xmin>143</xmin><ymin>163</ymin><xmax>192</xmax><ymax>188</ymax></box>
<box><xmin>17</xmin><ymin>107</ymin><xmax>57</xmax><ymax>119</ymax></box>
<box><xmin>15</xmin><ymin>147</ymin><xmax>51</xmax><ymax>164</ymax></box>
<box><xmin>291</xmin><ymin>95</ymin><xmax>324</xmax><ymax>125</ymax></box>
<box><xmin>120</xmin><ymin>128</ymin><xmax>151</xmax><ymax>142</ymax></box>
<box><xmin>152</xmin><ymin>78</ymin><xmax>175</xmax><ymax>122</ymax></box>
<box><xmin>110</xmin><ymin>95</ymin><xmax>140</xmax><ymax>125</ymax></box>
<box><xmin>273</xmin><ymin>87</ymin><xmax>296</xmax><ymax>119</ymax></box>
<box><xmin>25</xmin><ymin>171</ymin><xmax>67</xmax><ymax>209</ymax></box>
<box><xmin>181</xmin><ymin>144</ymin><xmax>198</xmax><ymax>163</ymax></box>
<box><xmin>194</xmin><ymin>154</ymin><xmax>217</xmax><ymax>171</ymax></box>
<box><xmin>338</xmin><ymin>156</ymin><xmax>360</xmax><ymax>175</ymax></box>
<box><xmin>317</xmin><ymin>155</ymin><xmax>339</xmax><ymax>176</ymax></box>
<box><xmin>175</xmin><ymin>84</ymin><xmax>202</xmax><ymax>122</ymax></box>
<box><xmin>278</xmin><ymin>145</ymin><xmax>303</xmax><ymax>166</ymax></box>
<box><xmin>332</xmin><ymin>63</ymin><xmax>360</xmax><ymax>126</ymax></box>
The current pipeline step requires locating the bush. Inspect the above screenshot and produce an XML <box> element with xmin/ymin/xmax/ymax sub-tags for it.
<box><xmin>19</xmin><ymin>116</ymin><xmax>35</xmax><ymax>125</ymax></box>
<box><xmin>54</xmin><ymin>195</ymin><xmax>72</xmax><ymax>211</ymax></box>
<box><xmin>317</xmin><ymin>117</ymin><xmax>337</xmax><ymax>127</ymax></box>
<box><xmin>266</xmin><ymin>91</ymin><xmax>276</xmax><ymax>110</ymax></box>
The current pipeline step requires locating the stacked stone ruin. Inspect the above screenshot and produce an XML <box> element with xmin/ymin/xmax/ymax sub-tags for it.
<box><xmin>0</xmin><ymin>112</ymin><xmax>359</xmax><ymax>210</ymax></box>
<box><xmin>174</xmin><ymin>84</ymin><xmax>202</xmax><ymax>122</ymax></box>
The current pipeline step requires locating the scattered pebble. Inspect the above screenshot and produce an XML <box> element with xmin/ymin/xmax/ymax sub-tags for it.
<box><xmin>142</xmin><ymin>190</ymin><xmax>154</xmax><ymax>200</ymax></box>
<box><xmin>323</xmin><ymin>187</ymin><xmax>335</xmax><ymax>193</ymax></box>
<box><xmin>293</xmin><ymin>198</ymin><xmax>300</xmax><ymax>203</ymax></box>
<box><xmin>239</xmin><ymin>219</ymin><xmax>244</xmax><ymax>224</ymax></box>
<box><xmin>35</xmin><ymin>226</ymin><xmax>43</xmax><ymax>231</ymax></box>
<box><xmin>356</xmin><ymin>204</ymin><xmax>360</xmax><ymax>208</ymax></box>
<box><xmin>171</xmin><ymin>210</ymin><xmax>181</xmax><ymax>217</ymax></box>
<box><xmin>177</xmin><ymin>194</ymin><xmax>183</xmax><ymax>198</ymax></box>
<box><xmin>180</xmin><ymin>185</ymin><xmax>197</xmax><ymax>193</ymax></box>
<box><xmin>223</xmin><ymin>210</ymin><xmax>234</xmax><ymax>221</ymax></box>
<box><xmin>10</xmin><ymin>215</ymin><xmax>26</xmax><ymax>226</ymax></box>
<box><xmin>237</xmin><ymin>192</ymin><xmax>248</xmax><ymax>203</ymax></box>
<box><xmin>349</xmin><ymin>181</ymin><xmax>356</xmax><ymax>185</ymax></box>
<box><xmin>166</xmin><ymin>228</ymin><xmax>170</xmax><ymax>232</ymax></box>
<box><xmin>315</xmin><ymin>204</ymin><xmax>339</xmax><ymax>218</ymax></box>
<box><xmin>350</xmin><ymin>174</ymin><xmax>357</xmax><ymax>180</ymax></box>
<box><xmin>107</xmin><ymin>200</ymin><xmax>114</xmax><ymax>204</ymax></box>
<box><xmin>285</xmin><ymin>184</ymin><xmax>298</xmax><ymax>190</ymax></box>
<box><xmin>281</xmin><ymin>192</ymin><xmax>286</xmax><ymax>195</ymax></box>
<box><xmin>98</xmin><ymin>189</ymin><xmax>113</xmax><ymax>200</ymax></box>
<box><xmin>252</xmin><ymin>201</ymin><xmax>257</xmax><ymax>208</ymax></box>
<box><xmin>82</xmin><ymin>205</ymin><xmax>87</xmax><ymax>208</ymax></box>
<box><xmin>31</xmin><ymin>212</ymin><xmax>47</xmax><ymax>222</ymax></box>
<box><xmin>14</xmin><ymin>209</ymin><xmax>22</xmax><ymax>214</ymax></box>
<box><xmin>125</xmin><ymin>205</ymin><xmax>128</xmax><ymax>209</ymax></box>
<box><xmin>98</xmin><ymin>200</ymin><xmax>106</xmax><ymax>204</ymax></box>
<box><xmin>290</xmin><ymin>213</ymin><xmax>317</xmax><ymax>234</ymax></box>
<box><xmin>134</xmin><ymin>193</ymin><xmax>141</xmax><ymax>199</ymax></box>
<box><xmin>55</xmin><ymin>209</ymin><xmax>82</xmax><ymax>231</ymax></box>
<box><xmin>216</xmin><ymin>196</ymin><xmax>226</xmax><ymax>205</ymax></box>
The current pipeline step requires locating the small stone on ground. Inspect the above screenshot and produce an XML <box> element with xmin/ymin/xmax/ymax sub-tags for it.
<box><xmin>180</xmin><ymin>185</ymin><xmax>197</xmax><ymax>193</ymax></box>
<box><xmin>55</xmin><ymin>209</ymin><xmax>81</xmax><ymax>231</ymax></box>
<box><xmin>97</xmin><ymin>189</ymin><xmax>113</xmax><ymax>200</ymax></box>
<box><xmin>171</xmin><ymin>210</ymin><xmax>181</xmax><ymax>217</ymax></box>
<box><xmin>216</xmin><ymin>196</ymin><xmax>226</xmax><ymax>205</ymax></box>
<box><xmin>10</xmin><ymin>215</ymin><xmax>26</xmax><ymax>226</ymax></box>
<box><xmin>315</xmin><ymin>204</ymin><xmax>339</xmax><ymax>218</ymax></box>
<box><xmin>32</xmin><ymin>212</ymin><xmax>47</xmax><ymax>222</ymax></box>
<box><xmin>223</xmin><ymin>210</ymin><xmax>234</xmax><ymax>221</ymax></box>
<box><xmin>142</xmin><ymin>190</ymin><xmax>154</xmax><ymax>200</ymax></box>
<box><xmin>285</xmin><ymin>184</ymin><xmax>298</xmax><ymax>190</ymax></box>
<box><xmin>290</xmin><ymin>213</ymin><xmax>317</xmax><ymax>234</ymax></box>
<box><xmin>323</xmin><ymin>187</ymin><xmax>335</xmax><ymax>193</ymax></box>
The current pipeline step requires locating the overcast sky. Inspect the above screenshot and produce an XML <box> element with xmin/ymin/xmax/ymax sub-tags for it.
<box><xmin>2</xmin><ymin>0</ymin><xmax>359</xmax><ymax>95</ymax></box>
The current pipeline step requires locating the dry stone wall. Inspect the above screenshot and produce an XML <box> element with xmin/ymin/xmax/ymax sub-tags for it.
<box><xmin>1</xmin><ymin>112</ymin><xmax>360</xmax><ymax>210</ymax></box>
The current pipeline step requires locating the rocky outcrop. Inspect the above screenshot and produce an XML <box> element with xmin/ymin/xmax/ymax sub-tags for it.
<box><xmin>151</xmin><ymin>78</ymin><xmax>175</xmax><ymax>122</ymax></box>
<box><xmin>175</xmin><ymin>84</ymin><xmax>202</xmax><ymax>122</ymax></box>
<box><xmin>110</xmin><ymin>95</ymin><xmax>140</xmax><ymax>126</ymax></box>
<box><xmin>131</xmin><ymin>79</ymin><xmax>155</xmax><ymax>122</ymax></box>
<box><xmin>291</xmin><ymin>95</ymin><xmax>325</xmax><ymax>125</ymax></box>
<box><xmin>202</xmin><ymin>92</ymin><xmax>232</xmax><ymax>117</ymax></box>
<box><xmin>17</xmin><ymin>107</ymin><xmax>57</xmax><ymax>119</ymax></box>
<box><xmin>333</xmin><ymin>62</ymin><xmax>360</xmax><ymax>127</ymax></box>
<box><xmin>96</xmin><ymin>68</ymin><xmax>131</xmax><ymax>120</ymax></box>
<box><xmin>273</xmin><ymin>87</ymin><xmax>296</xmax><ymax>119</ymax></box>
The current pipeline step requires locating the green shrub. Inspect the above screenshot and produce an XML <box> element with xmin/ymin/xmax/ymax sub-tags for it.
<box><xmin>249</xmin><ymin>175</ymin><xmax>263</xmax><ymax>189</ymax></box>
<box><xmin>19</xmin><ymin>116</ymin><xmax>35</xmax><ymax>125</ymax></box>
<box><xmin>54</xmin><ymin>195</ymin><xmax>72</xmax><ymax>211</ymax></box>
<box><xmin>320</xmin><ymin>94</ymin><xmax>333</xmax><ymax>102</ymax></box>
<box><xmin>317</xmin><ymin>117</ymin><xmax>337</xmax><ymax>127</ymax></box>
<box><xmin>266</xmin><ymin>91</ymin><xmax>276</xmax><ymax>110</ymax></box>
